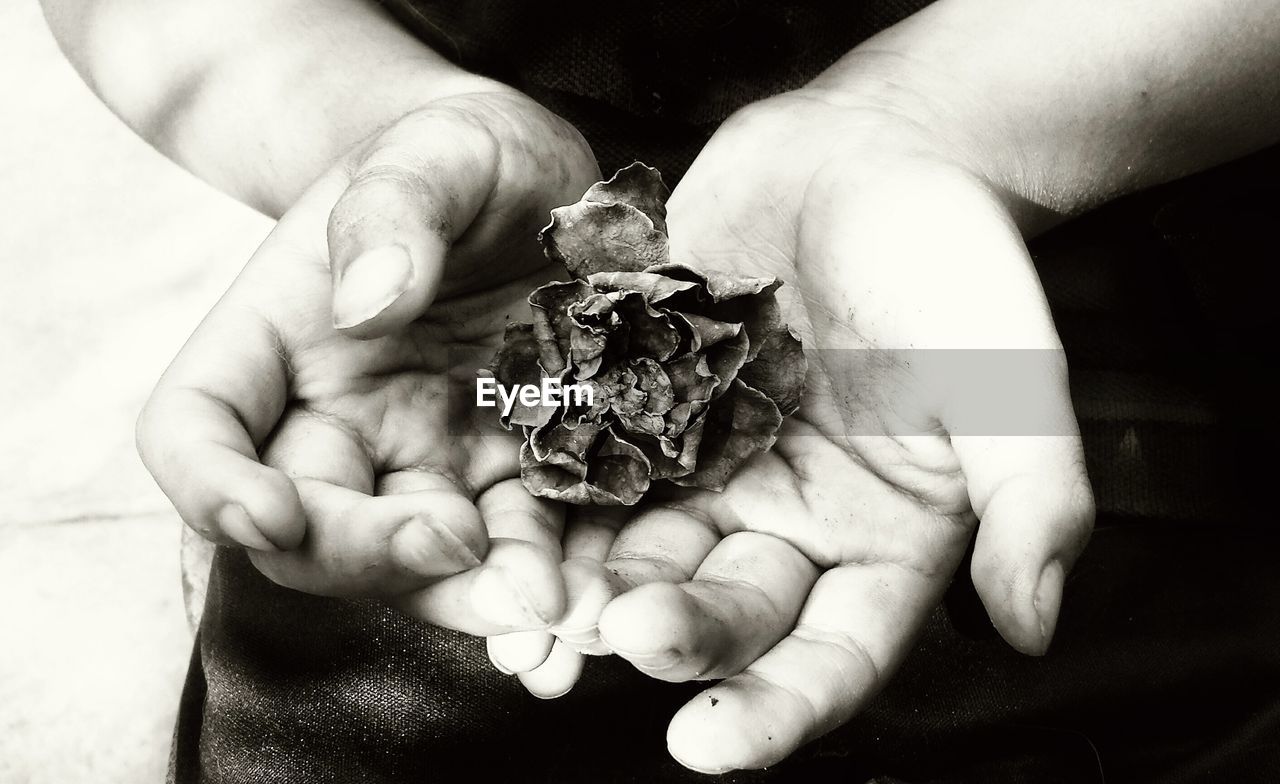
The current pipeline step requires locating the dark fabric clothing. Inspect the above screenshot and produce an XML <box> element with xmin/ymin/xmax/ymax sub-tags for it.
<box><xmin>381</xmin><ymin>0</ymin><xmax>934</xmax><ymax>181</ymax></box>
<box><xmin>171</xmin><ymin>3</ymin><xmax>1280</xmax><ymax>781</ymax></box>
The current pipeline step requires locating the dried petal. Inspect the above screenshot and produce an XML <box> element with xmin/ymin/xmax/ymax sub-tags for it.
<box><xmin>613</xmin><ymin>293</ymin><xmax>680</xmax><ymax>360</ymax></box>
<box><xmin>568</xmin><ymin>324</ymin><xmax>609</xmax><ymax>379</ymax></box>
<box><xmin>529</xmin><ymin>280</ymin><xmax>594</xmax><ymax>371</ymax></box>
<box><xmin>521</xmin><ymin>430</ymin><xmax>651</xmax><ymax>505</ymax></box>
<box><xmin>597</xmin><ymin>365</ymin><xmax>645</xmax><ymax>416</ymax></box>
<box><xmin>489</xmin><ymin>323</ymin><xmax>556</xmax><ymax>429</ymax></box>
<box><xmin>529</xmin><ymin>414</ymin><xmax>603</xmax><ymax>462</ymax></box>
<box><xmin>632</xmin><ymin>358</ymin><xmax>675</xmax><ymax>415</ymax></box>
<box><xmin>665</xmin><ymin>354</ymin><xmax>719</xmax><ymax>403</ymax></box>
<box><xmin>657</xmin><ymin>354</ymin><xmax>716</xmax><ymax>438</ymax></box>
<box><xmin>495</xmin><ymin>164</ymin><xmax>807</xmax><ymax>505</ymax></box>
<box><xmin>706</xmin><ymin>289</ymin><xmax>786</xmax><ymax>363</ymax></box>
<box><xmin>587</xmin><ymin>271</ymin><xmax>699</xmax><ymax>305</ymax></box>
<box><xmin>674</xmin><ymin>312</ymin><xmax>742</xmax><ymax>352</ymax></box>
<box><xmin>521</xmin><ymin>443</ymin><xmax>589</xmax><ymax>498</ymax></box>
<box><xmin>582</xmin><ymin>162</ymin><xmax>670</xmax><ymax>233</ymax></box>
<box><xmin>570</xmin><ymin>292</ymin><xmax>622</xmax><ymax>326</ymax></box>
<box><xmin>616</xmin><ymin>411</ymin><xmax>664</xmax><ymax>437</ymax></box>
<box><xmin>631</xmin><ymin>416</ymin><xmax>706</xmax><ymax>480</ymax></box>
<box><xmin>613</xmin><ymin>359</ymin><xmax>670</xmax><ymax>437</ymax></box>
<box><xmin>645</xmin><ymin>262</ymin><xmax>779</xmax><ymax>302</ymax></box>
<box><xmin>586</xmin><ymin>431</ymin><xmax>652</xmax><ymax>503</ymax></box>
<box><xmin>703</xmin><ymin>328</ymin><xmax>750</xmax><ymax>398</ymax></box>
<box><xmin>738</xmin><ymin>328</ymin><xmax>807</xmax><ymax>415</ymax></box>
<box><xmin>571</xmin><ymin>291</ymin><xmax>680</xmax><ymax>361</ymax></box>
<box><xmin>541</xmin><ymin>202</ymin><xmax>669</xmax><ymax>279</ymax></box>
<box><xmin>648</xmin><ymin>262</ymin><xmax>789</xmax><ymax>362</ymax></box>
<box><xmin>673</xmin><ymin>381</ymin><xmax>782</xmax><ymax>491</ymax></box>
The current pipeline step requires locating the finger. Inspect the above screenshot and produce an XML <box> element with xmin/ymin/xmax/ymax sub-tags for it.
<box><xmin>956</xmin><ymin>431</ymin><xmax>1095</xmax><ymax>656</ymax></box>
<box><xmin>550</xmin><ymin>503</ymin><xmax>720</xmax><ymax>654</ymax></box>
<box><xmin>516</xmin><ymin>639</ymin><xmax>586</xmax><ymax>700</ymax></box>
<box><xmin>396</xmin><ymin>538</ymin><xmax>558</xmax><ymax>635</ymax></box>
<box><xmin>264</xmin><ymin>407</ymin><xmax>374</xmax><ymax>494</ymax></box>
<box><xmin>484</xmin><ymin>486</ymin><xmax>584</xmax><ymax>677</ymax></box>
<box><xmin>498</xmin><ymin>506</ymin><xmax>629</xmax><ymax>694</ymax></box>
<box><xmin>599</xmin><ymin>532</ymin><xmax>818</xmax><ymax>682</ymax></box>
<box><xmin>607</xmin><ymin>502</ymin><xmax>721</xmax><ymax>586</ymax></box>
<box><xmin>563</xmin><ymin>504</ymin><xmax>627</xmax><ymax>562</ymax></box>
<box><xmin>665</xmin><ymin>560</ymin><xmax>943</xmax><ymax>773</ymax></box>
<box><xmin>245</xmin><ymin>408</ymin><xmax>487</xmax><ymax>594</ymax></box>
<box><xmin>327</xmin><ymin>107</ymin><xmax>499</xmax><ymax>335</ymax></box>
<box><xmin>552</xmin><ymin>558</ymin><xmax>625</xmax><ymax>656</ymax></box>
<box><xmin>935</xmin><ymin>342</ymin><xmax>1094</xmax><ymax>655</ymax></box>
<box><xmin>249</xmin><ymin>483</ymin><xmax>487</xmax><ymax>596</ymax></box>
<box><xmin>476</xmin><ymin>480</ymin><xmax>567</xmax><ymax>622</ymax></box>
<box><xmin>398</xmin><ymin>480</ymin><xmax>567</xmax><ymax>634</ymax></box>
<box><xmin>547</xmin><ymin>506</ymin><xmax>628</xmax><ymax>655</ymax></box>
<box><xmin>136</xmin><ymin>294</ymin><xmax>304</xmax><ymax>551</ymax></box>
<box><xmin>487</xmin><ymin>630</ymin><xmax>555</xmax><ymax>674</ymax></box>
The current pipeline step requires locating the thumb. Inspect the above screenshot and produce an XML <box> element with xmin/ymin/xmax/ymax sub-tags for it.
<box><xmin>326</xmin><ymin>108</ymin><xmax>501</xmax><ymax>337</ymax></box>
<box><xmin>950</xmin><ymin>366</ymin><xmax>1095</xmax><ymax>655</ymax></box>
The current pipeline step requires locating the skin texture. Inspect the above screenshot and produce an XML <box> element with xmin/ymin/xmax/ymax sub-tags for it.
<box><xmin>39</xmin><ymin>0</ymin><xmax>489</xmax><ymax>216</ymax></box>
<box><xmin>480</xmin><ymin>0</ymin><xmax>1280</xmax><ymax>768</ymax></box>
<box><xmin>40</xmin><ymin>0</ymin><xmax>1280</xmax><ymax>774</ymax></box>
<box><xmin>492</xmin><ymin>98</ymin><xmax>1096</xmax><ymax>773</ymax></box>
<box><xmin>134</xmin><ymin>90</ymin><xmax>603</xmax><ymax>633</ymax></box>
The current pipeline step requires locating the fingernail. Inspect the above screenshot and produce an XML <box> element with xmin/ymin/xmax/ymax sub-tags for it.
<box><xmin>604</xmin><ymin>638</ymin><xmax>680</xmax><ymax>671</ymax></box>
<box><xmin>628</xmin><ymin>652</ymin><xmax>681</xmax><ymax>674</ymax></box>
<box><xmin>519</xmin><ymin>676</ymin><xmax>576</xmax><ymax>701</ymax></box>
<box><xmin>390</xmin><ymin>516</ymin><xmax>484</xmax><ymax>579</ymax></box>
<box><xmin>549</xmin><ymin>625</ymin><xmax>601</xmax><ymax>650</ymax></box>
<box><xmin>332</xmin><ymin>245</ymin><xmax>413</xmax><ymax>329</ymax></box>
<box><xmin>487</xmin><ymin>647</ymin><xmax>514</xmax><ymax>676</ymax></box>
<box><xmin>1032</xmin><ymin>559</ymin><xmax>1065</xmax><ymax>654</ymax></box>
<box><xmin>215</xmin><ymin>503</ymin><xmax>278</xmax><ymax>552</ymax></box>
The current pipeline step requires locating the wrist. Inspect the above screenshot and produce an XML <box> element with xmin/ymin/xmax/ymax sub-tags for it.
<box><xmin>717</xmin><ymin>79</ymin><xmax>1046</xmax><ymax>238</ymax></box>
<box><xmin>83</xmin><ymin>0</ymin><xmax>511</xmax><ymax>218</ymax></box>
<box><xmin>221</xmin><ymin>57</ymin><xmax>509</xmax><ymax>216</ymax></box>
<box><xmin>803</xmin><ymin>0</ymin><xmax>1280</xmax><ymax>234</ymax></box>
<box><xmin>791</xmin><ymin>55</ymin><xmax>1074</xmax><ymax>236</ymax></box>
<box><xmin>175</xmin><ymin>52</ymin><xmax>509</xmax><ymax>218</ymax></box>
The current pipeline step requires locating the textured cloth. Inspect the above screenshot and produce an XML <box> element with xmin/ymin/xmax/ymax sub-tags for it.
<box><xmin>171</xmin><ymin>3</ymin><xmax>1280</xmax><ymax>782</ymax></box>
<box><xmin>382</xmin><ymin>0</ymin><xmax>933</xmax><ymax>180</ymax></box>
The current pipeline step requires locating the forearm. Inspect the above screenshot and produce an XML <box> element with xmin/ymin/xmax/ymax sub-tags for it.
<box><xmin>813</xmin><ymin>0</ymin><xmax>1280</xmax><ymax>227</ymax></box>
<box><xmin>40</xmin><ymin>0</ymin><xmax>500</xmax><ymax>216</ymax></box>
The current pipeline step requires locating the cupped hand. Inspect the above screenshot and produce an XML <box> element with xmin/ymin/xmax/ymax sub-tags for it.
<box><xmin>494</xmin><ymin>90</ymin><xmax>1095</xmax><ymax>770</ymax></box>
<box><xmin>137</xmin><ymin>88</ymin><xmax>602</xmax><ymax>633</ymax></box>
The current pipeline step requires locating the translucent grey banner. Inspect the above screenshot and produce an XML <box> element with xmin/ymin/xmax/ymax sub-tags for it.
<box><xmin>443</xmin><ymin>348</ymin><xmax>1096</xmax><ymax>437</ymax></box>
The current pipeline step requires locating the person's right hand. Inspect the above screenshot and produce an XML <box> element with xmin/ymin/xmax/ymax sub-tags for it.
<box><xmin>137</xmin><ymin>88</ymin><xmax>602</xmax><ymax>634</ymax></box>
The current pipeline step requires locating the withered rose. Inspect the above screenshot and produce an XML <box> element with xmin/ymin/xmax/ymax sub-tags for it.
<box><xmin>489</xmin><ymin>163</ymin><xmax>806</xmax><ymax>505</ymax></box>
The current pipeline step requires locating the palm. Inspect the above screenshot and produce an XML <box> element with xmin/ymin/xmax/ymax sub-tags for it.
<box><xmin>577</xmin><ymin>163</ymin><xmax>991</xmax><ymax>680</ymax></box>
<box><xmin>242</xmin><ymin>220</ymin><xmax>550</xmax><ymax>599</ymax></box>
<box><xmin>530</xmin><ymin>99</ymin><xmax>1091</xmax><ymax>773</ymax></box>
<box><xmin>141</xmin><ymin>92</ymin><xmax>602</xmax><ymax>633</ymax></box>
<box><xmin>646</xmin><ymin>140</ymin><xmax>1004</xmax><ymax>588</ymax></box>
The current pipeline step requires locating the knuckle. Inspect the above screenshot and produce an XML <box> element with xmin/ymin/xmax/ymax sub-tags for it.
<box><xmin>364</xmin><ymin>103</ymin><xmax>500</xmax><ymax>173</ymax></box>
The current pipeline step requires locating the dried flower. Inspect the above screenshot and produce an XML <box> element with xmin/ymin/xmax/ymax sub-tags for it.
<box><xmin>489</xmin><ymin>163</ymin><xmax>806</xmax><ymax>505</ymax></box>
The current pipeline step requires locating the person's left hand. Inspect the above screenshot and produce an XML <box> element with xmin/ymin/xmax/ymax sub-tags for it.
<box><xmin>486</xmin><ymin>86</ymin><xmax>1096</xmax><ymax>772</ymax></box>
